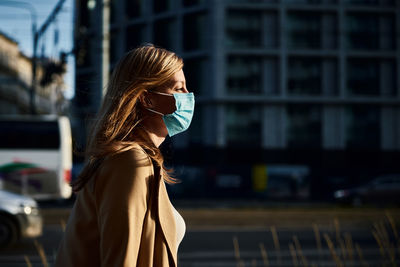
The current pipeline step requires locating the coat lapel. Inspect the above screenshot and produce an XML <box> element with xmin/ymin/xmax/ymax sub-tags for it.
<box><xmin>157</xmin><ymin>170</ymin><xmax>177</xmax><ymax>267</ymax></box>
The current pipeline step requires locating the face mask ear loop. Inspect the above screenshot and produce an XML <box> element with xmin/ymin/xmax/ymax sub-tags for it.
<box><xmin>148</xmin><ymin>91</ymin><xmax>174</xmax><ymax>97</ymax></box>
<box><xmin>146</xmin><ymin>108</ymin><xmax>164</xmax><ymax>116</ymax></box>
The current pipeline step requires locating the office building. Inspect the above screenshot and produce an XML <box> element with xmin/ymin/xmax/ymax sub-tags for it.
<box><xmin>73</xmin><ymin>0</ymin><xmax>400</xmax><ymax>196</ymax></box>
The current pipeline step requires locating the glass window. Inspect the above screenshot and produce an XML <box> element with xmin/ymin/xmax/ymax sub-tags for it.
<box><xmin>226</xmin><ymin>0</ymin><xmax>278</xmax><ymax>3</ymax></box>
<box><xmin>183</xmin><ymin>0</ymin><xmax>207</xmax><ymax>7</ymax></box>
<box><xmin>183</xmin><ymin>57</ymin><xmax>207</xmax><ymax>96</ymax></box>
<box><xmin>285</xmin><ymin>0</ymin><xmax>324</xmax><ymax>3</ymax></box>
<box><xmin>188</xmin><ymin>104</ymin><xmax>203</xmax><ymax>145</ymax></box>
<box><xmin>287</xmin><ymin>12</ymin><xmax>321</xmax><ymax>49</ymax></box>
<box><xmin>381</xmin><ymin>60</ymin><xmax>397</xmax><ymax>97</ymax></box>
<box><xmin>183</xmin><ymin>12</ymin><xmax>207</xmax><ymax>51</ymax></box>
<box><xmin>346</xmin><ymin>105</ymin><xmax>380</xmax><ymax>148</ymax></box>
<box><xmin>347</xmin><ymin>58</ymin><xmax>379</xmax><ymax>96</ymax></box>
<box><xmin>110</xmin><ymin>0</ymin><xmax>117</xmax><ymax>24</ymax></box>
<box><xmin>288</xmin><ymin>57</ymin><xmax>322</xmax><ymax>95</ymax></box>
<box><xmin>126</xmin><ymin>24</ymin><xmax>144</xmax><ymax>51</ymax></box>
<box><xmin>153</xmin><ymin>0</ymin><xmax>173</xmax><ymax>14</ymax></box>
<box><xmin>321</xmin><ymin>14</ymin><xmax>338</xmax><ymax>49</ymax></box>
<box><xmin>0</xmin><ymin>121</ymin><xmax>60</xmax><ymax>149</ymax></box>
<box><xmin>226</xmin><ymin>104</ymin><xmax>262</xmax><ymax>146</ymax></box>
<box><xmin>346</xmin><ymin>13</ymin><xmax>380</xmax><ymax>50</ymax></box>
<box><xmin>381</xmin><ymin>15</ymin><xmax>396</xmax><ymax>50</ymax></box>
<box><xmin>110</xmin><ymin>30</ymin><xmax>119</xmax><ymax>65</ymax></box>
<box><xmin>227</xmin><ymin>56</ymin><xmax>262</xmax><ymax>95</ymax></box>
<box><xmin>153</xmin><ymin>19</ymin><xmax>176</xmax><ymax>50</ymax></box>
<box><xmin>264</xmin><ymin>12</ymin><xmax>279</xmax><ymax>49</ymax></box>
<box><xmin>226</xmin><ymin>10</ymin><xmax>262</xmax><ymax>48</ymax></box>
<box><xmin>79</xmin><ymin>0</ymin><xmax>91</xmax><ymax>28</ymax></box>
<box><xmin>125</xmin><ymin>0</ymin><xmax>142</xmax><ymax>18</ymax></box>
<box><xmin>344</xmin><ymin>0</ymin><xmax>395</xmax><ymax>6</ymax></box>
<box><xmin>286</xmin><ymin>104</ymin><xmax>322</xmax><ymax>148</ymax></box>
<box><xmin>75</xmin><ymin>73</ymin><xmax>95</xmax><ymax>106</ymax></box>
<box><xmin>264</xmin><ymin>57</ymin><xmax>279</xmax><ymax>95</ymax></box>
<box><xmin>76</xmin><ymin>34</ymin><xmax>93</xmax><ymax>68</ymax></box>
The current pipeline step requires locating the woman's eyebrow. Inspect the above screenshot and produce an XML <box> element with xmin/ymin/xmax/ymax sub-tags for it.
<box><xmin>173</xmin><ymin>80</ymin><xmax>185</xmax><ymax>87</ymax></box>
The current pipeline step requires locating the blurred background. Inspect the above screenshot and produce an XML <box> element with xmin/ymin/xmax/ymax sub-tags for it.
<box><xmin>0</xmin><ymin>0</ymin><xmax>399</xmax><ymax>266</ymax></box>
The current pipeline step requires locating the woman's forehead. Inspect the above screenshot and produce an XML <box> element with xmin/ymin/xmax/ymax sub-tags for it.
<box><xmin>164</xmin><ymin>70</ymin><xmax>185</xmax><ymax>87</ymax></box>
<box><xmin>172</xmin><ymin>69</ymin><xmax>185</xmax><ymax>84</ymax></box>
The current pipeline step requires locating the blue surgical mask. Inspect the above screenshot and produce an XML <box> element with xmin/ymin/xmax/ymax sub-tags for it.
<box><xmin>146</xmin><ymin>91</ymin><xmax>195</xmax><ymax>137</ymax></box>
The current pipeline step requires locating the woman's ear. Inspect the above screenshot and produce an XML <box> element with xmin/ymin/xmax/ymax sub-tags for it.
<box><xmin>139</xmin><ymin>91</ymin><xmax>153</xmax><ymax>108</ymax></box>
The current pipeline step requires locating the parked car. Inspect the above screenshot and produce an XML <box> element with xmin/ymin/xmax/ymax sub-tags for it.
<box><xmin>0</xmin><ymin>189</ymin><xmax>43</xmax><ymax>248</ymax></box>
<box><xmin>333</xmin><ymin>174</ymin><xmax>400</xmax><ymax>205</ymax></box>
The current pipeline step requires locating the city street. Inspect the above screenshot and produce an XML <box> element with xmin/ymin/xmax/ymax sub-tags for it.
<box><xmin>0</xmin><ymin>206</ymin><xmax>399</xmax><ymax>266</ymax></box>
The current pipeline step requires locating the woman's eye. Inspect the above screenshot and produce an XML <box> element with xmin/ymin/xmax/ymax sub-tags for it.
<box><xmin>176</xmin><ymin>87</ymin><xmax>184</xmax><ymax>92</ymax></box>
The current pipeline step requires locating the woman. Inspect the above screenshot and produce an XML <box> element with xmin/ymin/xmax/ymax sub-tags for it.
<box><xmin>55</xmin><ymin>44</ymin><xmax>194</xmax><ymax>267</ymax></box>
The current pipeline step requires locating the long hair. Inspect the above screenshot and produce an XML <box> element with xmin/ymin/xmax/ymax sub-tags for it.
<box><xmin>71</xmin><ymin>44</ymin><xmax>183</xmax><ymax>193</ymax></box>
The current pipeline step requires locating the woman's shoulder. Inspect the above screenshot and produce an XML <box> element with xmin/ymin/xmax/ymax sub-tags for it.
<box><xmin>96</xmin><ymin>143</ymin><xmax>153</xmax><ymax>180</ymax></box>
<box><xmin>105</xmin><ymin>143</ymin><xmax>151</xmax><ymax>167</ymax></box>
<box><xmin>92</xmin><ymin>143</ymin><xmax>154</xmax><ymax>198</ymax></box>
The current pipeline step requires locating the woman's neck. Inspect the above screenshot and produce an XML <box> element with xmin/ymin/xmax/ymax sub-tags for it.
<box><xmin>145</xmin><ymin>130</ymin><xmax>165</xmax><ymax>148</ymax></box>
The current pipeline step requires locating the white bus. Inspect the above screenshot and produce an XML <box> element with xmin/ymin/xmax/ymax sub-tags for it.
<box><xmin>0</xmin><ymin>115</ymin><xmax>72</xmax><ymax>200</ymax></box>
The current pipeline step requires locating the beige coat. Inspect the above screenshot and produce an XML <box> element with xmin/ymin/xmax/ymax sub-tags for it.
<box><xmin>55</xmin><ymin>144</ymin><xmax>178</xmax><ymax>267</ymax></box>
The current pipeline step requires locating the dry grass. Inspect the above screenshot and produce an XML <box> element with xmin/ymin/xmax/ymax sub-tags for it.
<box><xmin>33</xmin><ymin>239</ymin><xmax>48</xmax><ymax>267</ymax></box>
<box><xmin>259</xmin><ymin>242</ymin><xmax>269</xmax><ymax>267</ymax></box>
<box><xmin>23</xmin><ymin>255</ymin><xmax>32</xmax><ymax>267</ymax></box>
<box><xmin>232</xmin><ymin>211</ymin><xmax>400</xmax><ymax>267</ymax></box>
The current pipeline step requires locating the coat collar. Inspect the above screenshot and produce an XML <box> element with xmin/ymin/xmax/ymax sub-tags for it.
<box><xmin>156</xmin><ymin>167</ymin><xmax>177</xmax><ymax>267</ymax></box>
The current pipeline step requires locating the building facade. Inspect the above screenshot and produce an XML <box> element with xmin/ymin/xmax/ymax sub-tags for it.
<box><xmin>0</xmin><ymin>32</ymin><xmax>68</xmax><ymax>115</ymax></box>
<box><xmin>74</xmin><ymin>0</ymin><xmax>400</xmax><ymax>198</ymax></box>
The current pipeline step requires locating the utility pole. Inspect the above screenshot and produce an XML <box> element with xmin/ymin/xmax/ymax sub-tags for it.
<box><xmin>101</xmin><ymin>0</ymin><xmax>110</xmax><ymax>98</ymax></box>
<box><xmin>31</xmin><ymin>0</ymin><xmax>67</xmax><ymax>114</ymax></box>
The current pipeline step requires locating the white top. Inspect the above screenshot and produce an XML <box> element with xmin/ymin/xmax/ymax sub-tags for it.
<box><xmin>171</xmin><ymin>201</ymin><xmax>186</xmax><ymax>249</ymax></box>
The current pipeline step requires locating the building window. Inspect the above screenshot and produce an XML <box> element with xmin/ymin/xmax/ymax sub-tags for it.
<box><xmin>126</xmin><ymin>24</ymin><xmax>144</xmax><ymax>51</ymax></box>
<box><xmin>226</xmin><ymin>9</ymin><xmax>262</xmax><ymax>48</ymax></box>
<box><xmin>346</xmin><ymin>13</ymin><xmax>395</xmax><ymax>50</ymax></box>
<box><xmin>76</xmin><ymin>33</ymin><xmax>93</xmax><ymax>68</ymax></box>
<box><xmin>286</xmin><ymin>104</ymin><xmax>322</xmax><ymax>148</ymax></box>
<box><xmin>381</xmin><ymin>60</ymin><xmax>397</xmax><ymax>97</ymax></box>
<box><xmin>264</xmin><ymin>12</ymin><xmax>279</xmax><ymax>49</ymax></box>
<box><xmin>227</xmin><ymin>56</ymin><xmax>262</xmax><ymax>95</ymax></box>
<box><xmin>125</xmin><ymin>0</ymin><xmax>142</xmax><ymax>18</ymax></box>
<box><xmin>347</xmin><ymin>58</ymin><xmax>379</xmax><ymax>96</ymax></box>
<box><xmin>110</xmin><ymin>0</ymin><xmax>117</xmax><ymax>24</ymax></box>
<box><xmin>287</xmin><ymin>12</ymin><xmax>321</xmax><ymax>49</ymax></box>
<box><xmin>346</xmin><ymin>105</ymin><xmax>380</xmax><ymax>149</ymax></box>
<box><xmin>183</xmin><ymin>12</ymin><xmax>207</xmax><ymax>51</ymax></box>
<box><xmin>348</xmin><ymin>58</ymin><xmax>397</xmax><ymax>97</ymax></box>
<box><xmin>183</xmin><ymin>57</ymin><xmax>207</xmax><ymax>96</ymax></box>
<box><xmin>285</xmin><ymin>0</ymin><xmax>325</xmax><ymax>3</ymax></box>
<box><xmin>226</xmin><ymin>0</ymin><xmax>278</xmax><ymax>3</ymax></box>
<box><xmin>153</xmin><ymin>0</ymin><xmax>173</xmax><ymax>14</ymax></box>
<box><xmin>75</xmin><ymin>73</ymin><xmax>95</xmax><ymax>106</ymax></box>
<box><xmin>188</xmin><ymin>104</ymin><xmax>203</xmax><ymax>145</ymax></box>
<box><xmin>380</xmin><ymin>15</ymin><xmax>396</xmax><ymax>50</ymax></box>
<box><xmin>346</xmin><ymin>13</ymin><xmax>379</xmax><ymax>50</ymax></box>
<box><xmin>344</xmin><ymin>0</ymin><xmax>395</xmax><ymax>6</ymax></box>
<box><xmin>110</xmin><ymin>30</ymin><xmax>119</xmax><ymax>65</ymax></box>
<box><xmin>288</xmin><ymin>57</ymin><xmax>322</xmax><ymax>95</ymax></box>
<box><xmin>226</xmin><ymin>104</ymin><xmax>262</xmax><ymax>147</ymax></box>
<box><xmin>154</xmin><ymin>19</ymin><xmax>176</xmax><ymax>50</ymax></box>
<box><xmin>183</xmin><ymin>0</ymin><xmax>206</xmax><ymax>7</ymax></box>
<box><xmin>79</xmin><ymin>0</ymin><xmax>92</xmax><ymax>28</ymax></box>
<box><xmin>264</xmin><ymin>57</ymin><xmax>280</xmax><ymax>95</ymax></box>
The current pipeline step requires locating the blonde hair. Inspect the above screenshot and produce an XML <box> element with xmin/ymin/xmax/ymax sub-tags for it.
<box><xmin>71</xmin><ymin>44</ymin><xmax>183</xmax><ymax>193</ymax></box>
